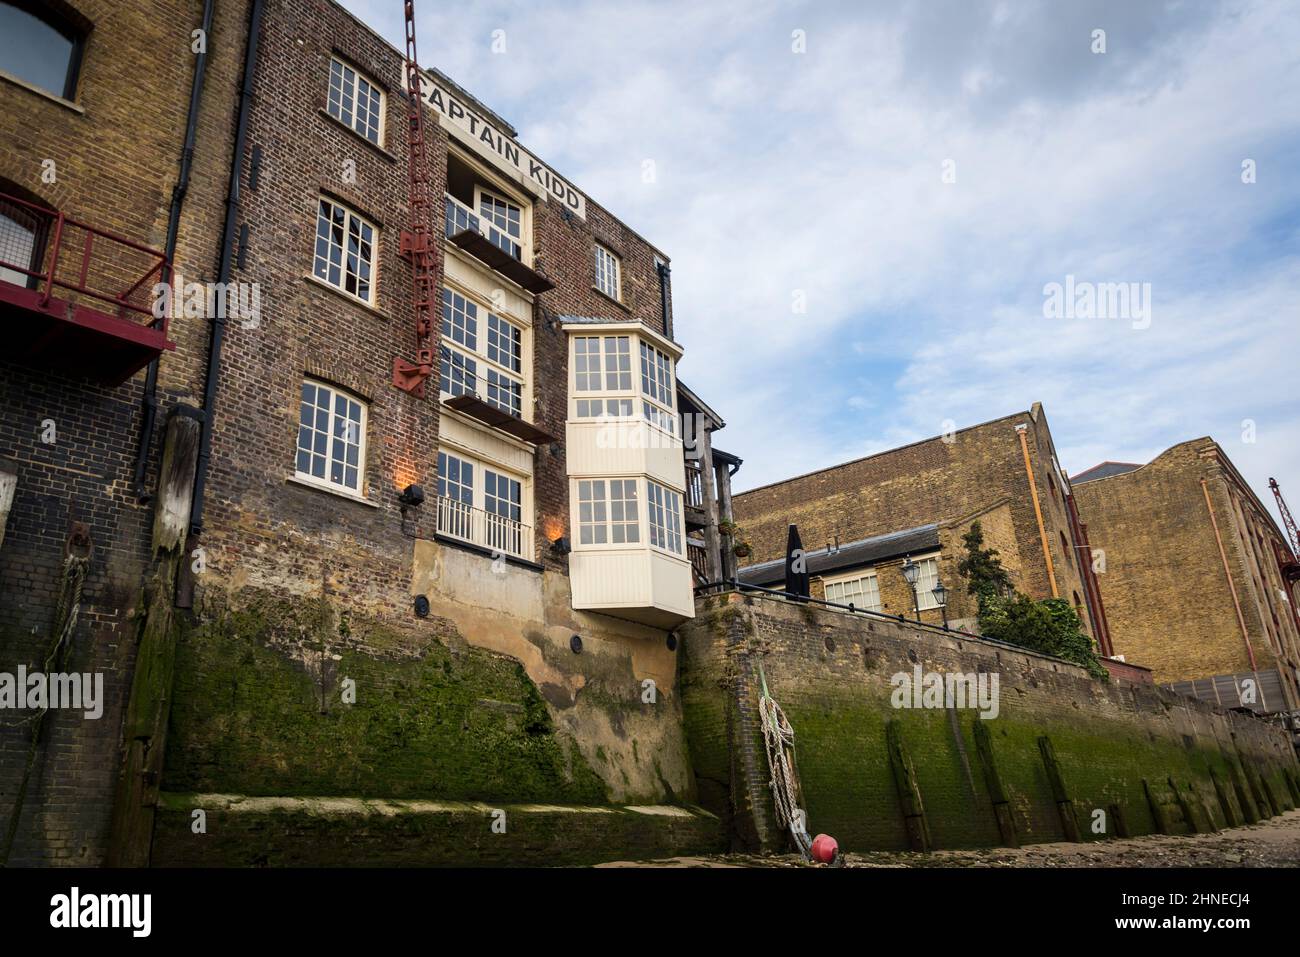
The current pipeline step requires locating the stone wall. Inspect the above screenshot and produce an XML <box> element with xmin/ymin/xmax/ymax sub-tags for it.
<box><xmin>680</xmin><ymin>591</ymin><xmax>1299</xmax><ymax>853</ymax></box>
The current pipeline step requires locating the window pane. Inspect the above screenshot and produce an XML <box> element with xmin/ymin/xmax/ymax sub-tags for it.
<box><xmin>0</xmin><ymin>5</ymin><xmax>76</xmax><ymax>99</ymax></box>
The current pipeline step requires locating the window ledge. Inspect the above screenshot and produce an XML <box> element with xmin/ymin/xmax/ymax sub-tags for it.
<box><xmin>302</xmin><ymin>273</ymin><xmax>390</xmax><ymax>319</ymax></box>
<box><xmin>591</xmin><ymin>285</ymin><xmax>632</xmax><ymax>313</ymax></box>
<box><xmin>0</xmin><ymin>69</ymin><xmax>83</xmax><ymax>114</ymax></box>
<box><xmin>317</xmin><ymin>108</ymin><xmax>399</xmax><ymax>163</ymax></box>
<box><xmin>433</xmin><ymin>533</ymin><xmax>543</xmax><ymax>572</ymax></box>
<box><xmin>287</xmin><ymin>474</ymin><xmax>381</xmax><ymax>507</ymax></box>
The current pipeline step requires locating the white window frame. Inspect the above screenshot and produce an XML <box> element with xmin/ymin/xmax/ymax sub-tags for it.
<box><xmin>570</xmin><ymin>334</ymin><xmax>634</xmax><ymax>415</ymax></box>
<box><xmin>435</xmin><ymin>447</ymin><xmax>531</xmax><ymax>558</ymax></box>
<box><xmin>594</xmin><ymin>243</ymin><xmax>621</xmax><ymax>301</ymax></box>
<box><xmin>823</xmin><ymin>570</ymin><xmax>882</xmax><ymax>612</ymax></box>
<box><xmin>575</xmin><ymin>478</ymin><xmax>641</xmax><ymax>547</ymax></box>
<box><xmin>639</xmin><ymin>340</ymin><xmax>676</xmax><ymax>436</ymax></box>
<box><xmin>646</xmin><ymin>480</ymin><xmax>684</xmax><ymax>555</ymax></box>
<box><xmin>439</xmin><ymin>282</ymin><xmax>528</xmax><ymax>419</ymax></box>
<box><xmin>326</xmin><ymin>57</ymin><xmax>385</xmax><ymax>146</ymax></box>
<box><xmin>313</xmin><ymin>196</ymin><xmax>378</xmax><ymax>304</ymax></box>
<box><xmin>294</xmin><ymin>379</ymin><xmax>368</xmax><ymax>499</ymax></box>
<box><xmin>912</xmin><ymin>554</ymin><xmax>942</xmax><ymax>611</ymax></box>
<box><xmin>474</xmin><ymin>184</ymin><xmax>526</xmax><ymax>261</ymax></box>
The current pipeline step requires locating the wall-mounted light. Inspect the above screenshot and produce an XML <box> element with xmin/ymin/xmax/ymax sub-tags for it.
<box><xmin>666</xmin><ymin>632</ymin><xmax>678</xmax><ymax>652</ymax></box>
<box><xmin>413</xmin><ymin>595</ymin><xmax>430</xmax><ymax>618</ymax></box>
<box><xmin>398</xmin><ymin>484</ymin><xmax>424</xmax><ymax>508</ymax></box>
<box><xmin>550</xmin><ymin>535</ymin><xmax>571</xmax><ymax>555</ymax></box>
<box><xmin>570</xmin><ymin>634</ymin><xmax>583</xmax><ymax>654</ymax></box>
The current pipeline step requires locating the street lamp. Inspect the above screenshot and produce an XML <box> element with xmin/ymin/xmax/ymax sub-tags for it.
<box><xmin>932</xmin><ymin>580</ymin><xmax>949</xmax><ymax>630</ymax></box>
<box><xmin>900</xmin><ymin>556</ymin><xmax>921</xmax><ymax>622</ymax></box>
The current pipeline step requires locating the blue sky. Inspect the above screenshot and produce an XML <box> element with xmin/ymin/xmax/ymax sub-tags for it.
<box><xmin>340</xmin><ymin>0</ymin><xmax>1300</xmax><ymax>523</ymax></box>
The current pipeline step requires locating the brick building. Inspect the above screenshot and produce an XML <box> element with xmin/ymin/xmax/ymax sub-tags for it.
<box><xmin>0</xmin><ymin>0</ymin><xmax>249</xmax><ymax>865</ymax></box>
<box><xmin>732</xmin><ymin>404</ymin><xmax>1111</xmax><ymax>649</ymax></box>
<box><xmin>2</xmin><ymin>0</ymin><xmax>734</xmax><ymax>866</ymax></box>
<box><xmin>1073</xmin><ymin>438</ymin><xmax>1300</xmax><ymax>714</ymax></box>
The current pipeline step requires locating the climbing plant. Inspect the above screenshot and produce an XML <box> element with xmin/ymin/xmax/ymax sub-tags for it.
<box><xmin>957</xmin><ymin>522</ymin><xmax>1107</xmax><ymax>680</ymax></box>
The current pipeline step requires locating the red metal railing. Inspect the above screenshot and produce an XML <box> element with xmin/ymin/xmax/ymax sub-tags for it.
<box><xmin>0</xmin><ymin>190</ymin><xmax>171</xmax><ymax>333</ymax></box>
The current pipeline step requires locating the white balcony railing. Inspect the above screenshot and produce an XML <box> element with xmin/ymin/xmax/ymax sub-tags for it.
<box><xmin>435</xmin><ymin>494</ymin><xmax>531</xmax><ymax>559</ymax></box>
<box><xmin>444</xmin><ymin>193</ymin><xmax>523</xmax><ymax>262</ymax></box>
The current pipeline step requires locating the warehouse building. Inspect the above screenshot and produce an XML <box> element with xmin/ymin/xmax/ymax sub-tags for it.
<box><xmin>1073</xmin><ymin>438</ymin><xmax>1300</xmax><ymax>714</ymax></box>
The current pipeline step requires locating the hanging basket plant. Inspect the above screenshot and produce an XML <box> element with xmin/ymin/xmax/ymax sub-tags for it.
<box><xmin>733</xmin><ymin>541</ymin><xmax>753</xmax><ymax>559</ymax></box>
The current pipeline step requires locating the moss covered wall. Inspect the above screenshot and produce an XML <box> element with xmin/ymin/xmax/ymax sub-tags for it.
<box><xmin>680</xmin><ymin>593</ymin><xmax>1299</xmax><ymax>853</ymax></box>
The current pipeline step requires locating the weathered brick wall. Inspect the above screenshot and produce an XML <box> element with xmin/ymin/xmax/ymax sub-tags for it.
<box><xmin>732</xmin><ymin>405</ymin><xmax>1096</xmax><ymax>635</ymax></box>
<box><xmin>680</xmin><ymin>592</ymin><xmax>1298</xmax><ymax>853</ymax></box>
<box><xmin>1073</xmin><ymin>439</ymin><xmax>1300</xmax><ymax>708</ymax></box>
<box><xmin>0</xmin><ymin>0</ymin><xmax>247</xmax><ymax>865</ymax></box>
<box><xmin>168</xmin><ymin>0</ymin><xmax>694</xmax><ymax>831</ymax></box>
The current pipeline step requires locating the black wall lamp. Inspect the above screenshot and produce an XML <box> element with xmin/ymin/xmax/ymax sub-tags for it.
<box><xmin>551</xmin><ymin>535</ymin><xmax>571</xmax><ymax>555</ymax></box>
<box><xmin>398</xmin><ymin>484</ymin><xmax>424</xmax><ymax>508</ymax></box>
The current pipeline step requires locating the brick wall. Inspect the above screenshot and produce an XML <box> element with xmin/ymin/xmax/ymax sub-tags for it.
<box><xmin>0</xmin><ymin>0</ymin><xmax>247</xmax><ymax>865</ymax></box>
<box><xmin>680</xmin><ymin>592</ymin><xmax>1299</xmax><ymax>853</ymax></box>
<box><xmin>1073</xmin><ymin>438</ymin><xmax>1300</xmax><ymax>709</ymax></box>
<box><xmin>165</xmin><ymin>0</ymin><xmax>696</xmax><ymax>827</ymax></box>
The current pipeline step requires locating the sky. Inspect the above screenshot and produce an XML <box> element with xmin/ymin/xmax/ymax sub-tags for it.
<box><xmin>340</xmin><ymin>0</ymin><xmax>1300</xmax><ymax>524</ymax></box>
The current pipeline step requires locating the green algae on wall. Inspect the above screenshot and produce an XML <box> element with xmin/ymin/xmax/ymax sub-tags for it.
<box><xmin>679</xmin><ymin>594</ymin><xmax>1300</xmax><ymax>853</ymax></box>
<box><xmin>164</xmin><ymin>595</ymin><xmax>607</xmax><ymax>805</ymax></box>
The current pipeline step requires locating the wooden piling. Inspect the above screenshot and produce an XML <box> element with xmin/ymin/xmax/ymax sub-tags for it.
<box><xmin>1037</xmin><ymin>736</ymin><xmax>1081</xmax><ymax>842</ymax></box>
<box><xmin>973</xmin><ymin>720</ymin><xmax>1018</xmax><ymax>847</ymax></box>
<box><xmin>886</xmin><ymin>719</ymin><xmax>932</xmax><ymax>852</ymax></box>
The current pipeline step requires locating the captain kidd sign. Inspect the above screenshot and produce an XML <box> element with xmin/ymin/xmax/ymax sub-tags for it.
<box><xmin>420</xmin><ymin>73</ymin><xmax>587</xmax><ymax>220</ymax></box>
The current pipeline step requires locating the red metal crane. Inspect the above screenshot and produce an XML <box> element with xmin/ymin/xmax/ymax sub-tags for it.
<box><xmin>1271</xmin><ymin>478</ymin><xmax>1300</xmax><ymax>560</ymax></box>
<box><xmin>392</xmin><ymin>0</ymin><xmax>437</xmax><ymax>397</ymax></box>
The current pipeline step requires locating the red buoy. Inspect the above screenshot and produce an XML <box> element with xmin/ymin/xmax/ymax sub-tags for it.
<box><xmin>810</xmin><ymin>833</ymin><xmax>838</xmax><ymax>863</ymax></box>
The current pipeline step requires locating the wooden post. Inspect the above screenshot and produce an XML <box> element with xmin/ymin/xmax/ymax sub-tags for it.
<box><xmin>1037</xmin><ymin>736</ymin><xmax>1081</xmax><ymax>842</ymax></box>
<box><xmin>1209</xmin><ymin>768</ymin><xmax>1240</xmax><ymax>828</ymax></box>
<box><xmin>695</xmin><ymin>426</ymin><xmax>723</xmax><ymax>584</ymax></box>
<box><xmin>886</xmin><ymin>720</ymin><xmax>932</xmax><ymax>852</ymax></box>
<box><xmin>1107</xmin><ymin>802</ymin><xmax>1130</xmax><ymax>839</ymax></box>
<box><xmin>1142</xmin><ymin>779</ymin><xmax>1170</xmax><ymax>835</ymax></box>
<box><xmin>1227</xmin><ymin>758</ymin><xmax>1259</xmax><ymax>824</ymax></box>
<box><xmin>107</xmin><ymin>408</ymin><xmax>201</xmax><ymax>867</ymax></box>
<box><xmin>1244</xmin><ymin>761</ymin><xmax>1276</xmax><ymax>818</ymax></box>
<box><xmin>714</xmin><ymin>452</ymin><xmax>737</xmax><ymax>582</ymax></box>
<box><xmin>972</xmin><ymin>720</ymin><xmax>1018</xmax><ymax>846</ymax></box>
<box><xmin>0</xmin><ymin>457</ymin><xmax>16</xmax><ymax>552</ymax></box>
<box><xmin>1168</xmin><ymin>778</ymin><xmax>1207</xmax><ymax>834</ymax></box>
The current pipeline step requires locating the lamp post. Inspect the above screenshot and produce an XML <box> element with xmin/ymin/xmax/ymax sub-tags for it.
<box><xmin>932</xmin><ymin>580</ymin><xmax>949</xmax><ymax>630</ymax></box>
<box><xmin>900</xmin><ymin>556</ymin><xmax>920</xmax><ymax>622</ymax></box>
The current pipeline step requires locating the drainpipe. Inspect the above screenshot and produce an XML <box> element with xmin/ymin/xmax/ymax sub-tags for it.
<box><xmin>131</xmin><ymin>0</ymin><xmax>217</xmax><ymax>502</ymax></box>
<box><xmin>1015</xmin><ymin>423</ymin><xmax>1059</xmax><ymax>598</ymax></box>
<box><xmin>656</xmin><ymin>260</ymin><xmax>672</xmax><ymax>339</ymax></box>
<box><xmin>188</xmin><ymin>0</ymin><xmax>265</xmax><ymax>548</ymax></box>
<box><xmin>1202</xmin><ymin>478</ymin><xmax>1257</xmax><ymax>672</ymax></box>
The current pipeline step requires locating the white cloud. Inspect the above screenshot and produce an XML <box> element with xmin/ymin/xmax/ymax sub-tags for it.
<box><xmin>340</xmin><ymin>0</ymin><xmax>1300</xmax><ymax>526</ymax></box>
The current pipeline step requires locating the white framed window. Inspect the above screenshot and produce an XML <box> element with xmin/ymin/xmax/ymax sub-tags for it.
<box><xmin>594</xmin><ymin>243</ymin><xmax>621</xmax><ymax>301</ymax></box>
<box><xmin>647</xmin><ymin>481</ymin><xmax>683</xmax><ymax>555</ymax></box>
<box><xmin>327</xmin><ymin>57</ymin><xmax>384</xmax><ymax>145</ymax></box>
<box><xmin>313</xmin><ymin>197</ymin><xmax>376</xmax><ymax>303</ymax></box>
<box><xmin>640</xmin><ymin>341</ymin><xmax>675</xmax><ymax>435</ymax></box>
<box><xmin>573</xmin><ymin>335</ymin><xmax>632</xmax><ymax>394</ymax></box>
<box><xmin>476</xmin><ymin>186</ymin><xmax>523</xmax><ymax>260</ymax></box>
<box><xmin>436</xmin><ymin>449</ymin><xmax>530</xmax><ymax>558</ymax></box>
<box><xmin>439</xmin><ymin>286</ymin><xmax>527</xmax><ymax>418</ymax></box>
<box><xmin>823</xmin><ymin>571</ymin><xmax>881</xmax><ymax>612</ymax></box>
<box><xmin>576</xmin><ymin>478</ymin><xmax>640</xmax><ymax>546</ymax></box>
<box><xmin>575</xmin><ymin>398</ymin><xmax>633</xmax><ymax>419</ymax></box>
<box><xmin>295</xmin><ymin>379</ymin><xmax>367</xmax><ymax>496</ymax></box>
<box><xmin>913</xmin><ymin>555</ymin><xmax>941</xmax><ymax>611</ymax></box>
